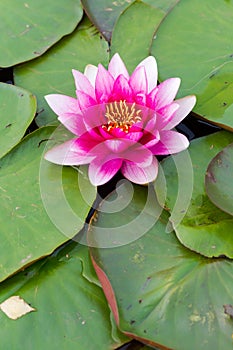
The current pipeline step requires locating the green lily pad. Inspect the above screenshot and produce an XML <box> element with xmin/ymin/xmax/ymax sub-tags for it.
<box><xmin>14</xmin><ymin>17</ymin><xmax>109</xmax><ymax>126</ymax></box>
<box><xmin>151</xmin><ymin>0</ymin><xmax>233</xmax><ymax>130</ymax></box>
<box><xmin>0</xmin><ymin>126</ymin><xmax>96</xmax><ymax>282</ymax></box>
<box><xmin>145</xmin><ymin>0</ymin><xmax>179</xmax><ymax>12</ymax></box>
<box><xmin>110</xmin><ymin>1</ymin><xmax>166</xmax><ymax>73</ymax></box>
<box><xmin>0</xmin><ymin>0</ymin><xmax>83</xmax><ymax>67</ymax></box>
<box><xmin>0</xmin><ymin>83</ymin><xmax>36</xmax><ymax>158</ymax></box>
<box><xmin>81</xmin><ymin>0</ymin><xmax>179</xmax><ymax>42</ymax></box>
<box><xmin>158</xmin><ymin>131</ymin><xmax>233</xmax><ymax>258</ymax></box>
<box><xmin>0</xmin><ymin>241</ymin><xmax>127</xmax><ymax>349</ymax></box>
<box><xmin>81</xmin><ymin>0</ymin><xmax>133</xmax><ymax>41</ymax></box>
<box><xmin>205</xmin><ymin>142</ymin><xmax>233</xmax><ymax>216</ymax></box>
<box><xmin>90</xmin><ymin>183</ymin><xmax>233</xmax><ymax>350</ymax></box>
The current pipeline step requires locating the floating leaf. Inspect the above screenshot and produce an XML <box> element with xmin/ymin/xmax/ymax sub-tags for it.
<box><xmin>90</xmin><ymin>183</ymin><xmax>233</xmax><ymax>350</ymax></box>
<box><xmin>0</xmin><ymin>296</ymin><xmax>35</xmax><ymax>320</ymax></box>
<box><xmin>14</xmin><ymin>17</ymin><xmax>109</xmax><ymax>126</ymax></box>
<box><xmin>205</xmin><ymin>142</ymin><xmax>233</xmax><ymax>216</ymax></box>
<box><xmin>110</xmin><ymin>1</ymin><xmax>165</xmax><ymax>73</ymax></box>
<box><xmin>0</xmin><ymin>0</ymin><xmax>83</xmax><ymax>67</ymax></box>
<box><xmin>0</xmin><ymin>83</ymin><xmax>36</xmax><ymax>158</ymax></box>
<box><xmin>81</xmin><ymin>0</ymin><xmax>133</xmax><ymax>41</ymax></box>
<box><xmin>0</xmin><ymin>242</ymin><xmax>127</xmax><ymax>349</ymax></box>
<box><xmin>0</xmin><ymin>127</ymin><xmax>96</xmax><ymax>281</ymax></box>
<box><xmin>144</xmin><ymin>0</ymin><xmax>179</xmax><ymax>12</ymax></box>
<box><xmin>158</xmin><ymin>131</ymin><xmax>233</xmax><ymax>258</ymax></box>
<box><xmin>81</xmin><ymin>0</ymin><xmax>179</xmax><ymax>41</ymax></box>
<box><xmin>151</xmin><ymin>0</ymin><xmax>233</xmax><ymax>130</ymax></box>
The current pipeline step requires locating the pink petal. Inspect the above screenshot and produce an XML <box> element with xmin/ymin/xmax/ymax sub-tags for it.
<box><xmin>99</xmin><ymin>125</ymin><xmax>115</xmax><ymax>139</ymax></box>
<box><xmin>44</xmin><ymin>94</ymin><xmax>85</xmax><ymax>136</ymax></box>
<box><xmin>121</xmin><ymin>157</ymin><xmax>158</xmax><ymax>184</ymax></box>
<box><xmin>108</xmin><ymin>53</ymin><xmax>129</xmax><ymax>79</ymax></box>
<box><xmin>143</xmin><ymin>116</ymin><xmax>157</xmax><ymax>133</ymax></box>
<box><xmin>140</xmin><ymin>129</ymin><xmax>160</xmax><ymax>148</ymax></box>
<box><xmin>123</xmin><ymin>144</ymin><xmax>153</xmax><ymax>167</ymax></box>
<box><xmin>129</xmin><ymin>66</ymin><xmax>147</xmax><ymax>95</ymax></box>
<box><xmin>149</xmin><ymin>78</ymin><xmax>181</xmax><ymax>110</ymax></box>
<box><xmin>146</xmin><ymin>87</ymin><xmax>158</xmax><ymax>110</ymax></box>
<box><xmin>88</xmin><ymin>140</ymin><xmax>153</xmax><ymax>167</ymax></box>
<box><xmin>86</xmin><ymin>128</ymin><xmax>104</xmax><ymax>142</ymax></box>
<box><xmin>103</xmin><ymin>138</ymin><xmax>145</xmax><ymax>154</ymax></box>
<box><xmin>76</xmin><ymin>90</ymin><xmax>97</xmax><ymax>111</ymax></box>
<box><xmin>137</xmin><ymin>56</ymin><xmax>158</xmax><ymax>93</ymax></box>
<box><xmin>58</xmin><ymin>113</ymin><xmax>86</xmax><ymax>136</ymax></box>
<box><xmin>45</xmin><ymin>94</ymin><xmax>79</xmax><ymax>116</ymax></box>
<box><xmin>163</xmin><ymin>95</ymin><xmax>196</xmax><ymax>130</ymax></box>
<box><xmin>95</xmin><ymin>64</ymin><xmax>114</xmax><ymax>103</ymax></box>
<box><xmin>105</xmin><ymin>139</ymin><xmax>130</xmax><ymax>153</ymax></box>
<box><xmin>72</xmin><ymin>69</ymin><xmax>95</xmax><ymax>99</ymax></box>
<box><xmin>89</xmin><ymin>158</ymin><xmax>122</xmax><ymax>186</ymax></box>
<box><xmin>84</xmin><ymin>64</ymin><xmax>98</xmax><ymax>87</ymax></box>
<box><xmin>155</xmin><ymin>103</ymin><xmax>179</xmax><ymax>130</ymax></box>
<box><xmin>75</xmin><ymin>132</ymin><xmax>102</xmax><ymax>154</ymax></box>
<box><xmin>149</xmin><ymin>130</ymin><xmax>189</xmax><ymax>155</ymax></box>
<box><xmin>111</xmin><ymin>75</ymin><xmax>133</xmax><ymax>102</ymax></box>
<box><xmin>44</xmin><ymin>139</ymin><xmax>93</xmax><ymax>165</ymax></box>
<box><xmin>124</xmin><ymin>131</ymin><xmax>143</xmax><ymax>142</ymax></box>
<box><xmin>82</xmin><ymin>104</ymin><xmax>106</xmax><ymax>130</ymax></box>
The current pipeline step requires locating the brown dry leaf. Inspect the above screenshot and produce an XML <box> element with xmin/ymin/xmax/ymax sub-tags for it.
<box><xmin>0</xmin><ymin>295</ymin><xmax>35</xmax><ymax>320</ymax></box>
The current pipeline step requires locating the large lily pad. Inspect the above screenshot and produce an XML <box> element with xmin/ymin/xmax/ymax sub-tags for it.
<box><xmin>0</xmin><ymin>126</ymin><xmax>96</xmax><ymax>282</ymax></box>
<box><xmin>205</xmin><ymin>142</ymin><xmax>233</xmax><ymax>216</ymax></box>
<box><xmin>158</xmin><ymin>131</ymin><xmax>233</xmax><ymax>258</ymax></box>
<box><xmin>14</xmin><ymin>17</ymin><xmax>109</xmax><ymax>126</ymax></box>
<box><xmin>151</xmin><ymin>0</ymin><xmax>233</xmax><ymax>130</ymax></box>
<box><xmin>0</xmin><ymin>83</ymin><xmax>36</xmax><ymax>158</ymax></box>
<box><xmin>0</xmin><ymin>0</ymin><xmax>83</xmax><ymax>67</ymax></box>
<box><xmin>0</xmin><ymin>242</ymin><xmax>127</xmax><ymax>349</ymax></box>
<box><xmin>90</xmin><ymin>183</ymin><xmax>233</xmax><ymax>350</ymax></box>
<box><xmin>110</xmin><ymin>1</ymin><xmax>164</xmax><ymax>73</ymax></box>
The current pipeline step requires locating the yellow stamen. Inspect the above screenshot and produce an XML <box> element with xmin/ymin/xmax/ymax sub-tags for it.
<box><xmin>103</xmin><ymin>100</ymin><xmax>142</xmax><ymax>133</ymax></box>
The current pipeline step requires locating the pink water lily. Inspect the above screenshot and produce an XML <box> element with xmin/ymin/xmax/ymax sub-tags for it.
<box><xmin>44</xmin><ymin>54</ymin><xmax>196</xmax><ymax>186</ymax></box>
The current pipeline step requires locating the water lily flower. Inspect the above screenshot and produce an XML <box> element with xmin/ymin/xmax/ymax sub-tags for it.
<box><xmin>44</xmin><ymin>54</ymin><xmax>196</xmax><ymax>186</ymax></box>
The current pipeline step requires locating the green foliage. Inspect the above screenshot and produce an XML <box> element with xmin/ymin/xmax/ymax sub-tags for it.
<box><xmin>0</xmin><ymin>0</ymin><xmax>83</xmax><ymax>67</ymax></box>
<box><xmin>0</xmin><ymin>127</ymin><xmax>96</xmax><ymax>281</ymax></box>
<box><xmin>90</xmin><ymin>184</ymin><xmax>233</xmax><ymax>350</ymax></box>
<box><xmin>159</xmin><ymin>131</ymin><xmax>233</xmax><ymax>258</ymax></box>
<box><xmin>206</xmin><ymin>142</ymin><xmax>233</xmax><ymax>216</ymax></box>
<box><xmin>0</xmin><ymin>83</ymin><xmax>36</xmax><ymax>158</ymax></box>
<box><xmin>151</xmin><ymin>0</ymin><xmax>233</xmax><ymax>130</ymax></box>
<box><xmin>0</xmin><ymin>242</ymin><xmax>127</xmax><ymax>349</ymax></box>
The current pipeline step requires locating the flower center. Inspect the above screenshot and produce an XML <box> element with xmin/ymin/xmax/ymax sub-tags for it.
<box><xmin>103</xmin><ymin>100</ymin><xmax>142</xmax><ymax>133</ymax></box>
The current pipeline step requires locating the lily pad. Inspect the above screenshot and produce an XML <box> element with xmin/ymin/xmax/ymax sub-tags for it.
<box><xmin>90</xmin><ymin>184</ymin><xmax>233</xmax><ymax>350</ymax></box>
<box><xmin>151</xmin><ymin>0</ymin><xmax>233</xmax><ymax>130</ymax></box>
<box><xmin>205</xmin><ymin>142</ymin><xmax>233</xmax><ymax>216</ymax></box>
<box><xmin>14</xmin><ymin>17</ymin><xmax>109</xmax><ymax>126</ymax></box>
<box><xmin>81</xmin><ymin>0</ymin><xmax>179</xmax><ymax>42</ymax></box>
<box><xmin>81</xmin><ymin>0</ymin><xmax>133</xmax><ymax>41</ymax></box>
<box><xmin>0</xmin><ymin>0</ymin><xmax>83</xmax><ymax>67</ymax></box>
<box><xmin>110</xmin><ymin>1</ymin><xmax>165</xmax><ymax>73</ymax></box>
<box><xmin>0</xmin><ymin>83</ymin><xmax>36</xmax><ymax>158</ymax></box>
<box><xmin>0</xmin><ymin>242</ymin><xmax>127</xmax><ymax>349</ymax></box>
<box><xmin>158</xmin><ymin>131</ymin><xmax>233</xmax><ymax>258</ymax></box>
<box><xmin>0</xmin><ymin>126</ymin><xmax>96</xmax><ymax>282</ymax></box>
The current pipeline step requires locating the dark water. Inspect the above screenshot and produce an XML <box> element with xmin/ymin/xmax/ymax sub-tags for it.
<box><xmin>0</xmin><ymin>67</ymin><xmax>14</xmax><ymax>84</ymax></box>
